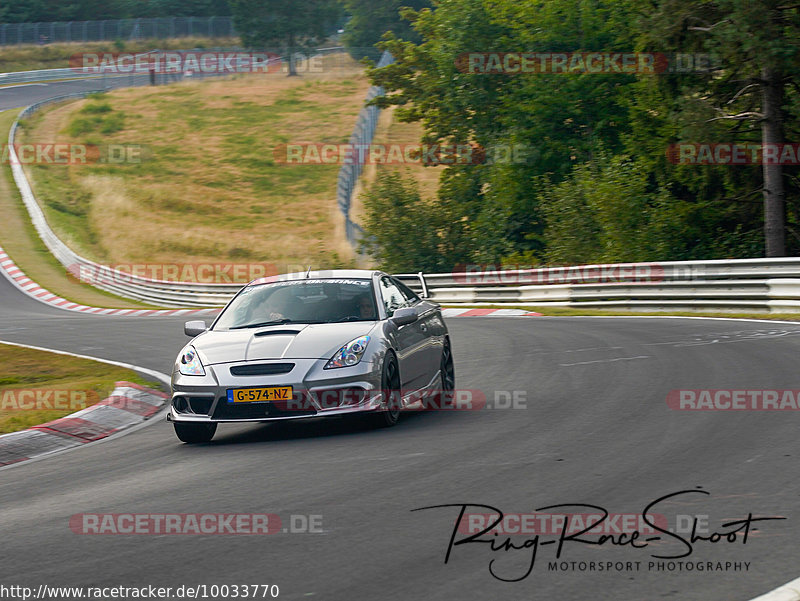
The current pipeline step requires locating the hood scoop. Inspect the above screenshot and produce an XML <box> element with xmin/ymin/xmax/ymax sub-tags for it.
<box><xmin>254</xmin><ymin>329</ymin><xmax>302</xmax><ymax>337</ymax></box>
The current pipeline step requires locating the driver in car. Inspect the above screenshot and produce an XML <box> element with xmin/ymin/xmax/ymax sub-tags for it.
<box><xmin>356</xmin><ymin>294</ymin><xmax>377</xmax><ymax>320</ymax></box>
<box><xmin>257</xmin><ymin>289</ymin><xmax>294</xmax><ymax>321</ymax></box>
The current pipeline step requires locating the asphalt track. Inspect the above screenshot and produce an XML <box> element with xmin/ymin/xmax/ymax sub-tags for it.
<box><xmin>1</xmin><ymin>78</ymin><xmax>800</xmax><ymax>601</ymax></box>
<box><xmin>0</xmin><ymin>74</ymin><xmax>151</xmax><ymax>112</ymax></box>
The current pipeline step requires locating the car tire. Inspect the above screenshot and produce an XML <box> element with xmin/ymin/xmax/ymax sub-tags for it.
<box><xmin>174</xmin><ymin>422</ymin><xmax>217</xmax><ymax>443</ymax></box>
<box><xmin>370</xmin><ymin>353</ymin><xmax>401</xmax><ymax>428</ymax></box>
<box><xmin>439</xmin><ymin>340</ymin><xmax>455</xmax><ymax>406</ymax></box>
<box><xmin>424</xmin><ymin>340</ymin><xmax>455</xmax><ymax>410</ymax></box>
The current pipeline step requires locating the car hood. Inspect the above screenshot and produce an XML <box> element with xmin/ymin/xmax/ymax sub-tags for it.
<box><xmin>191</xmin><ymin>322</ymin><xmax>378</xmax><ymax>365</ymax></box>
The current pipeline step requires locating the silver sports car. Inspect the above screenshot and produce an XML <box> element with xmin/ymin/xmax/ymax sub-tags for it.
<box><xmin>168</xmin><ymin>270</ymin><xmax>454</xmax><ymax>443</ymax></box>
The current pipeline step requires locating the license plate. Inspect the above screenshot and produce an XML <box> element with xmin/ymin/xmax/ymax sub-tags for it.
<box><xmin>227</xmin><ymin>387</ymin><xmax>293</xmax><ymax>403</ymax></box>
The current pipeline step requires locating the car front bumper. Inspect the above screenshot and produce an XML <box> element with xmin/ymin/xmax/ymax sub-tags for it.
<box><xmin>168</xmin><ymin>358</ymin><xmax>385</xmax><ymax>423</ymax></box>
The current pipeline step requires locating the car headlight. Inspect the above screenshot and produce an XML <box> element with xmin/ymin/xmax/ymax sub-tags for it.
<box><xmin>179</xmin><ymin>346</ymin><xmax>205</xmax><ymax>376</ymax></box>
<box><xmin>325</xmin><ymin>336</ymin><xmax>370</xmax><ymax>369</ymax></box>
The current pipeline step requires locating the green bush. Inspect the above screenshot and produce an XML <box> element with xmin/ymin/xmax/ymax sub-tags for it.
<box><xmin>361</xmin><ymin>171</ymin><xmax>470</xmax><ymax>273</ymax></box>
<box><xmin>66</xmin><ymin>102</ymin><xmax>125</xmax><ymax>137</ymax></box>
<box><xmin>80</xmin><ymin>102</ymin><xmax>112</xmax><ymax>115</ymax></box>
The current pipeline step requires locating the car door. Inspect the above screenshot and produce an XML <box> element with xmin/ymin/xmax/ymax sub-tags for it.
<box><xmin>379</xmin><ymin>276</ymin><xmax>425</xmax><ymax>390</ymax></box>
<box><xmin>393</xmin><ymin>277</ymin><xmax>443</xmax><ymax>387</ymax></box>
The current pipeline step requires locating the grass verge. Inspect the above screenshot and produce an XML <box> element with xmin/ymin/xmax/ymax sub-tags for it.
<box><xmin>18</xmin><ymin>53</ymin><xmax>369</xmax><ymax>270</ymax></box>
<box><xmin>0</xmin><ymin>342</ymin><xmax>162</xmax><ymax>434</ymax></box>
<box><xmin>0</xmin><ymin>109</ymin><xmax>161</xmax><ymax>308</ymax></box>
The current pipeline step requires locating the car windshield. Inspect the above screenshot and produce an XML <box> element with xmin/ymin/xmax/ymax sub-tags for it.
<box><xmin>213</xmin><ymin>279</ymin><xmax>379</xmax><ymax>330</ymax></box>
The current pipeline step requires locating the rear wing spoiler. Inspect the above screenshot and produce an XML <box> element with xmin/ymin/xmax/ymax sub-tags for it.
<box><xmin>393</xmin><ymin>272</ymin><xmax>430</xmax><ymax>299</ymax></box>
<box><xmin>416</xmin><ymin>272</ymin><xmax>429</xmax><ymax>299</ymax></box>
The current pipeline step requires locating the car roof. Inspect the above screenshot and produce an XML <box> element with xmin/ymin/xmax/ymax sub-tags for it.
<box><xmin>247</xmin><ymin>269</ymin><xmax>384</xmax><ymax>287</ymax></box>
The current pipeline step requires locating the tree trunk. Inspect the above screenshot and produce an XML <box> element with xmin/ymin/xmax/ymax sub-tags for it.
<box><xmin>761</xmin><ymin>67</ymin><xmax>785</xmax><ymax>256</ymax></box>
<box><xmin>287</xmin><ymin>34</ymin><xmax>298</xmax><ymax>76</ymax></box>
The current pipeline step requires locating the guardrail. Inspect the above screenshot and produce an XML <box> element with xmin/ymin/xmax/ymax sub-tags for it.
<box><xmin>398</xmin><ymin>260</ymin><xmax>800</xmax><ymax>286</ymax></box>
<box><xmin>0</xmin><ymin>50</ymin><xmax>216</xmax><ymax>87</ymax></box>
<box><xmin>0</xmin><ymin>46</ymin><xmax>346</xmax><ymax>87</ymax></box>
<box><xmin>0</xmin><ymin>49</ymin><xmax>160</xmax><ymax>86</ymax></box>
<box><xmin>393</xmin><ymin>261</ymin><xmax>800</xmax><ymax>313</ymax></box>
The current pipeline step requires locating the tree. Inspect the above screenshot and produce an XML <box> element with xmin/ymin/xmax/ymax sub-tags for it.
<box><xmin>145</xmin><ymin>0</ymin><xmax>232</xmax><ymax>16</ymax></box>
<box><xmin>0</xmin><ymin>0</ymin><xmax>232</xmax><ymax>22</ymax></box>
<box><xmin>361</xmin><ymin>172</ymin><xmax>472</xmax><ymax>272</ymax></box>
<box><xmin>537</xmin><ymin>152</ymin><xmax>755</xmax><ymax>264</ymax></box>
<box><xmin>366</xmin><ymin>0</ymin><xmax>639</xmax><ymax>264</ymax></box>
<box><xmin>361</xmin><ymin>0</ymin><xmax>800</xmax><ymax>266</ymax></box>
<box><xmin>1</xmin><ymin>0</ymin><xmax>48</xmax><ymax>23</ymax></box>
<box><xmin>636</xmin><ymin>0</ymin><xmax>800</xmax><ymax>256</ymax></box>
<box><xmin>229</xmin><ymin>0</ymin><xmax>342</xmax><ymax>75</ymax></box>
<box><xmin>341</xmin><ymin>0</ymin><xmax>430</xmax><ymax>61</ymax></box>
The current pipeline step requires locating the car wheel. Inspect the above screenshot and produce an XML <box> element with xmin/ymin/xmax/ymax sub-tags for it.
<box><xmin>440</xmin><ymin>340</ymin><xmax>455</xmax><ymax>405</ymax></box>
<box><xmin>371</xmin><ymin>353</ymin><xmax>401</xmax><ymax>428</ymax></box>
<box><xmin>425</xmin><ymin>340</ymin><xmax>455</xmax><ymax>410</ymax></box>
<box><xmin>174</xmin><ymin>422</ymin><xmax>217</xmax><ymax>443</ymax></box>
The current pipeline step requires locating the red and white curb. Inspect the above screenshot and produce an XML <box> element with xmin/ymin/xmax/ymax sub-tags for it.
<box><xmin>0</xmin><ymin>245</ymin><xmax>219</xmax><ymax>317</ymax></box>
<box><xmin>0</xmin><ymin>381</ymin><xmax>167</xmax><ymax>467</ymax></box>
<box><xmin>441</xmin><ymin>308</ymin><xmax>541</xmax><ymax>317</ymax></box>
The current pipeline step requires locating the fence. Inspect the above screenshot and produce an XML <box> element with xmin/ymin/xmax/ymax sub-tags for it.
<box><xmin>336</xmin><ymin>51</ymin><xmax>394</xmax><ymax>250</ymax></box>
<box><xmin>0</xmin><ymin>17</ymin><xmax>236</xmax><ymax>46</ymax></box>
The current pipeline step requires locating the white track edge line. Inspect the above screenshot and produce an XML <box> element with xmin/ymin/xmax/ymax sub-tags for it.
<box><xmin>748</xmin><ymin>576</ymin><xmax>800</xmax><ymax>601</ymax></box>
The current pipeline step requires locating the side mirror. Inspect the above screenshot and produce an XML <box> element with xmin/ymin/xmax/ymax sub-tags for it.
<box><xmin>184</xmin><ymin>320</ymin><xmax>207</xmax><ymax>337</ymax></box>
<box><xmin>390</xmin><ymin>307</ymin><xmax>418</xmax><ymax>327</ymax></box>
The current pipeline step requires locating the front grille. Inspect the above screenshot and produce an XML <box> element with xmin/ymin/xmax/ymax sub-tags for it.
<box><xmin>230</xmin><ymin>363</ymin><xmax>295</xmax><ymax>376</ymax></box>
<box><xmin>212</xmin><ymin>394</ymin><xmax>316</xmax><ymax>419</ymax></box>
